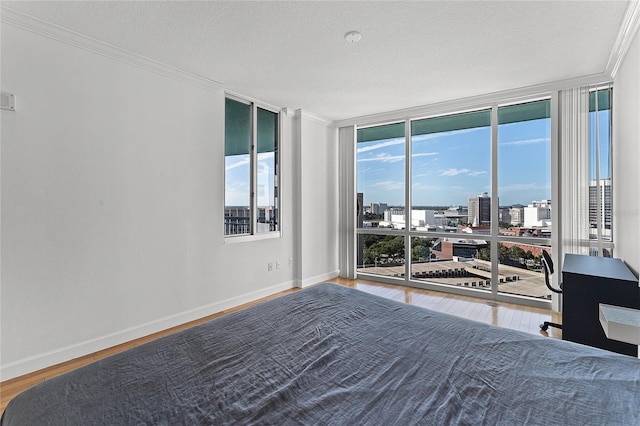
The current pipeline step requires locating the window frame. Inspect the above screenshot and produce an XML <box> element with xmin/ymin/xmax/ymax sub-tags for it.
<box><xmin>224</xmin><ymin>93</ymin><xmax>281</xmax><ymax>242</ymax></box>
<box><xmin>347</xmin><ymin>81</ymin><xmax>614</xmax><ymax>309</ymax></box>
<box><xmin>355</xmin><ymin>94</ymin><xmax>556</xmax><ymax>308</ymax></box>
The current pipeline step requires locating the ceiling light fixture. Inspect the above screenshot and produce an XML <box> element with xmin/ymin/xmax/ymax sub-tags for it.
<box><xmin>344</xmin><ymin>31</ymin><xmax>362</xmax><ymax>43</ymax></box>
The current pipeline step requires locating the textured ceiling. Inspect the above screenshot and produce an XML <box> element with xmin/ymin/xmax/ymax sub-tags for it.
<box><xmin>1</xmin><ymin>1</ymin><xmax>630</xmax><ymax>121</ymax></box>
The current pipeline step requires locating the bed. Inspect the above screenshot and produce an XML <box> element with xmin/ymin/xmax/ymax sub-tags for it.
<box><xmin>2</xmin><ymin>283</ymin><xmax>640</xmax><ymax>425</ymax></box>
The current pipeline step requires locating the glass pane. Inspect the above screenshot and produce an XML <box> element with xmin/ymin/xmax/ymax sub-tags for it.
<box><xmin>589</xmin><ymin>88</ymin><xmax>612</xmax><ymax>243</ymax></box>
<box><xmin>408</xmin><ymin>236</ymin><xmax>490</xmax><ymax>290</ymax></box>
<box><xmin>411</xmin><ymin>110</ymin><xmax>491</xmax><ymax>234</ymax></box>
<box><xmin>411</xmin><ymin>236</ymin><xmax>491</xmax><ymax>290</ymax></box>
<box><xmin>225</xmin><ymin>98</ymin><xmax>251</xmax><ymax>236</ymax></box>
<box><xmin>256</xmin><ymin>108</ymin><xmax>278</xmax><ymax>233</ymax></box>
<box><xmin>496</xmin><ymin>242</ymin><xmax>550</xmax><ymax>300</ymax></box>
<box><xmin>498</xmin><ymin>99</ymin><xmax>551</xmax><ymax>239</ymax></box>
<box><xmin>357</xmin><ymin>234</ymin><xmax>406</xmax><ymax>279</ymax></box>
<box><xmin>356</xmin><ymin>123</ymin><xmax>405</xmax><ymax>230</ymax></box>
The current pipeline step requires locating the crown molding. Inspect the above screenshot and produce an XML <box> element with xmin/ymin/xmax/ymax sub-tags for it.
<box><xmin>0</xmin><ymin>6</ymin><xmax>224</xmax><ymax>93</ymax></box>
<box><xmin>606</xmin><ymin>0</ymin><xmax>640</xmax><ymax>78</ymax></box>
<box><xmin>294</xmin><ymin>109</ymin><xmax>335</xmax><ymax>127</ymax></box>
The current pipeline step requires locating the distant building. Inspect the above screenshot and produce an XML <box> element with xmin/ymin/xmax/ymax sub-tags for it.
<box><xmin>443</xmin><ymin>206</ymin><xmax>467</xmax><ymax>226</ymax></box>
<box><xmin>589</xmin><ymin>179</ymin><xmax>612</xmax><ymax>241</ymax></box>
<box><xmin>384</xmin><ymin>208</ymin><xmax>405</xmax><ymax>223</ymax></box>
<box><xmin>225</xmin><ymin>207</ymin><xmax>250</xmax><ymax>235</ymax></box>
<box><xmin>500</xmin><ymin>205</ymin><xmax>524</xmax><ymax>226</ymax></box>
<box><xmin>499</xmin><ymin>241</ymin><xmax>547</xmax><ymax>259</ymax></box>
<box><xmin>357</xmin><ymin>192</ymin><xmax>364</xmax><ymax>228</ymax></box>
<box><xmin>524</xmin><ymin>200</ymin><xmax>551</xmax><ymax>228</ymax></box>
<box><xmin>224</xmin><ymin>206</ymin><xmax>277</xmax><ymax>235</ymax></box>
<box><xmin>432</xmin><ymin>238</ymin><xmax>488</xmax><ymax>259</ymax></box>
<box><xmin>411</xmin><ymin>209</ymin><xmax>435</xmax><ymax>227</ymax></box>
<box><xmin>468</xmin><ymin>192</ymin><xmax>491</xmax><ymax>226</ymax></box>
<box><xmin>499</xmin><ymin>208</ymin><xmax>511</xmax><ymax>224</ymax></box>
<box><xmin>385</xmin><ymin>209</ymin><xmax>435</xmax><ymax>229</ymax></box>
<box><xmin>509</xmin><ymin>206</ymin><xmax>525</xmax><ymax>226</ymax></box>
<box><xmin>370</xmin><ymin>202</ymin><xmax>388</xmax><ymax>216</ymax></box>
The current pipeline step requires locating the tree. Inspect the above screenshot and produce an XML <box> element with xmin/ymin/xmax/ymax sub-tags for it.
<box><xmin>509</xmin><ymin>245</ymin><xmax>527</xmax><ymax>260</ymax></box>
<box><xmin>363</xmin><ymin>235</ymin><xmax>405</xmax><ymax>265</ymax></box>
<box><xmin>412</xmin><ymin>238</ymin><xmax>433</xmax><ymax>261</ymax></box>
<box><xmin>476</xmin><ymin>247</ymin><xmax>491</xmax><ymax>261</ymax></box>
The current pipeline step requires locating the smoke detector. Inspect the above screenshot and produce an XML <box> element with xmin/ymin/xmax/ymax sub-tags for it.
<box><xmin>344</xmin><ymin>31</ymin><xmax>362</xmax><ymax>43</ymax></box>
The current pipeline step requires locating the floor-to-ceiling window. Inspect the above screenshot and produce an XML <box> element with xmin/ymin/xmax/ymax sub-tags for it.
<box><xmin>353</xmin><ymin>85</ymin><xmax>613</xmax><ymax>307</ymax></box>
<box><xmin>356</xmin><ymin>122</ymin><xmax>406</xmax><ymax>278</ymax></box>
<box><xmin>496</xmin><ymin>98</ymin><xmax>552</xmax><ymax>299</ymax></box>
<box><xmin>356</xmin><ymin>96</ymin><xmax>553</xmax><ymax>306</ymax></box>
<box><xmin>409</xmin><ymin>110</ymin><xmax>493</xmax><ymax>292</ymax></box>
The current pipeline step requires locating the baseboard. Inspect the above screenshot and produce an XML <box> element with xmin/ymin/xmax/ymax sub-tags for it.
<box><xmin>298</xmin><ymin>270</ymin><xmax>340</xmax><ymax>288</ymax></box>
<box><xmin>0</xmin><ymin>281</ymin><xmax>295</xmax><ymax>381</ymax></box>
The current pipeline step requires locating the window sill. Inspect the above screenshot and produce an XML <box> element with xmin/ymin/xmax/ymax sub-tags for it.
<box><xmin>224</xmin><ymin>232</ymin><xmax>281</xmax><ymax>244</ymax></box>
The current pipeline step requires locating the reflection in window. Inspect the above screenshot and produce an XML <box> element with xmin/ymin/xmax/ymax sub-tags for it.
<box><xmin>225</xmin><ymin>98</ymin><xmax>251</xmax><ymax>236</ymax></box>
<box><xmin>256</xmin><ymin>108</ymin><xmax>279</xmax><ymax>233</ymax></box>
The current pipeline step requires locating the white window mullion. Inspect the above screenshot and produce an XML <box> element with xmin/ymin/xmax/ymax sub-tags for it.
<box><xmin>338</xmin><ymin>126</ymin><xmax>357</xmax><ymax>278</ymax></box>
<box><xmin>250</xmin><ymin>103</ymin><xmax>258</xmax><ymax>235</ymax></box>
<box><xmin>490</xmin><ymin>105</ymin><xmax>499</xmax><ymax>297</ymax></box>
<box><xmin>404</xmin><ymin>120</ymin><xmax>412</xmax><ymax>281</ymax></box>
<box><xmin>550</xmin><ymin>91</ymin><xmax>561</xmax><ymax>311</ymax></box>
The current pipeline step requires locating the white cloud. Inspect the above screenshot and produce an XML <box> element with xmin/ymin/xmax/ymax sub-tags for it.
<box><xmin>412</xmin><ymin>182</ymin><xmax>441</xmax><ymax>191</ymax></box>
<box><xmin>412</xmin><ymin>152</ymin><xmax>439</xmax><ymax>158</ymax></box>
<box><xmin>358</xmin><ymin>151</ymin><xmax>438</xmax><ymax>164</ymax></box>
<box><xmin>440</xmin><ymin>168</ymin><xmax>487</xmax><ymax>177</ymax></box>
<box><xmin>501</xmin><ymin>137</ymin><xmax>549</xmax><ymax>146</ymax></box>
<box><xmin>225</xmin><ymin>157</ymin><xmax>250</xmax><ymax>171</ymax></box>
<box><xmin>499</xmin><ymin>182</ymin><xmax>549</xmax><ymax>192</ymax></box>
<box><xmin>412</xmin><ymin>127</ymin><xmax>483</xmax><ymax>144</ymax></box>
<box><xmin>358</xmin><ymin>152</ymin><xmax>404</xmax><ymax>163</ymax></box>
<box><xmin>357</xmin><ymin>139</ymin><xmax>404</xmax><ymax>154</ymax></box>
<box><xmin>374</xmin><ymin>180</ymin><xmax>404</xmax><ymax>191</ymax></box>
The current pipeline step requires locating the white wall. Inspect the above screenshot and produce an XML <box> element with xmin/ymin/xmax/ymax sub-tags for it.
<box><xmin>613</xmin><ymin>27</ymin><xmax>640</xmax><ymax>275</ymax></box>
<box><xmin>0</xmin><ymin>19</ymin><xmax>337</xmax><ymax>380</ymax></box>
<box><xmin>294</xmin><ymin>112</ymin><xmax>340</xmax><ymax>287</ymax></box>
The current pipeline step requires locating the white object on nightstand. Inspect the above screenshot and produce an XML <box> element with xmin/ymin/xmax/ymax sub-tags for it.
<box><xmin>599</xmin><ymin>303</ymin><xmax>640</xmax><ymax>348</ymax></box>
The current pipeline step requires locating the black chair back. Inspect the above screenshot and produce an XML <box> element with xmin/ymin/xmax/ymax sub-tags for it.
<box><xmin>542</xmin><ymin>250</ymin><xmax>554</xmax><ymax>274</ymax></box>
<box><xmin>541</xmin><ymin>250</ymin><xmax>562</xmax><ymax>294</ymax></box>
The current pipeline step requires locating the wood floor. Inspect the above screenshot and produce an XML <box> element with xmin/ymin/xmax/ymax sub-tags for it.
<box><xmin>0</xmin><ymin>278</ymin><xmax>561</xmax><ymax>415</ymax></box>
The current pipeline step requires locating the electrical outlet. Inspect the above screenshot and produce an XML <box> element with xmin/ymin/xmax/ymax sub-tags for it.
<box><xmin>268</xmin><ymin>262</ymin><xmax>273</xmax><ymax>272</ymax></box>
<box><xmin>276</xmin><ymin>261</ymin><xmax>281</xmax><ymax>269</ymax></box>
<box><xmin>289</xmin><ymin>258</ymin><xmax>294</xmax><ymax>268</ymax></box>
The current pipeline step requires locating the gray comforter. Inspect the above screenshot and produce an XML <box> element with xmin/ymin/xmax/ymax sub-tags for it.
<box><xmin>3</xmin><ymin>283</ymin><xmax>640</xmax><ymax>425</ymax></box>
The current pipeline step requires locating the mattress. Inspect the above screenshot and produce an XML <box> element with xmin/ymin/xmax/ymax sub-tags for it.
<box><xmin>2</xmin><ymin>283</ymin><xmax>639</xmax><ymax>425</ymax></box>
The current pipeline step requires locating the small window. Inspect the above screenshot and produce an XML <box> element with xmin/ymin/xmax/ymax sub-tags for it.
<box><xmin>225</xmin><ymin>96</ymin><xmax>279</xmax><ymax>237</ymax></box>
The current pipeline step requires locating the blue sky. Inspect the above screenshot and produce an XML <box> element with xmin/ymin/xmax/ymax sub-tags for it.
<box><xmin>358</xmin><ymin>111</ymin><xmax>611</xmax><ymax>208</ymax></box>
<box><xmin>358</xmin><ymin>119</ymin><xmax>552</xmax><ymax>207</ymax></box>
<box><xmin>225</xmin><ymin>152</ymin><xmax>275</xmax><ymax>207</ymax></box>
